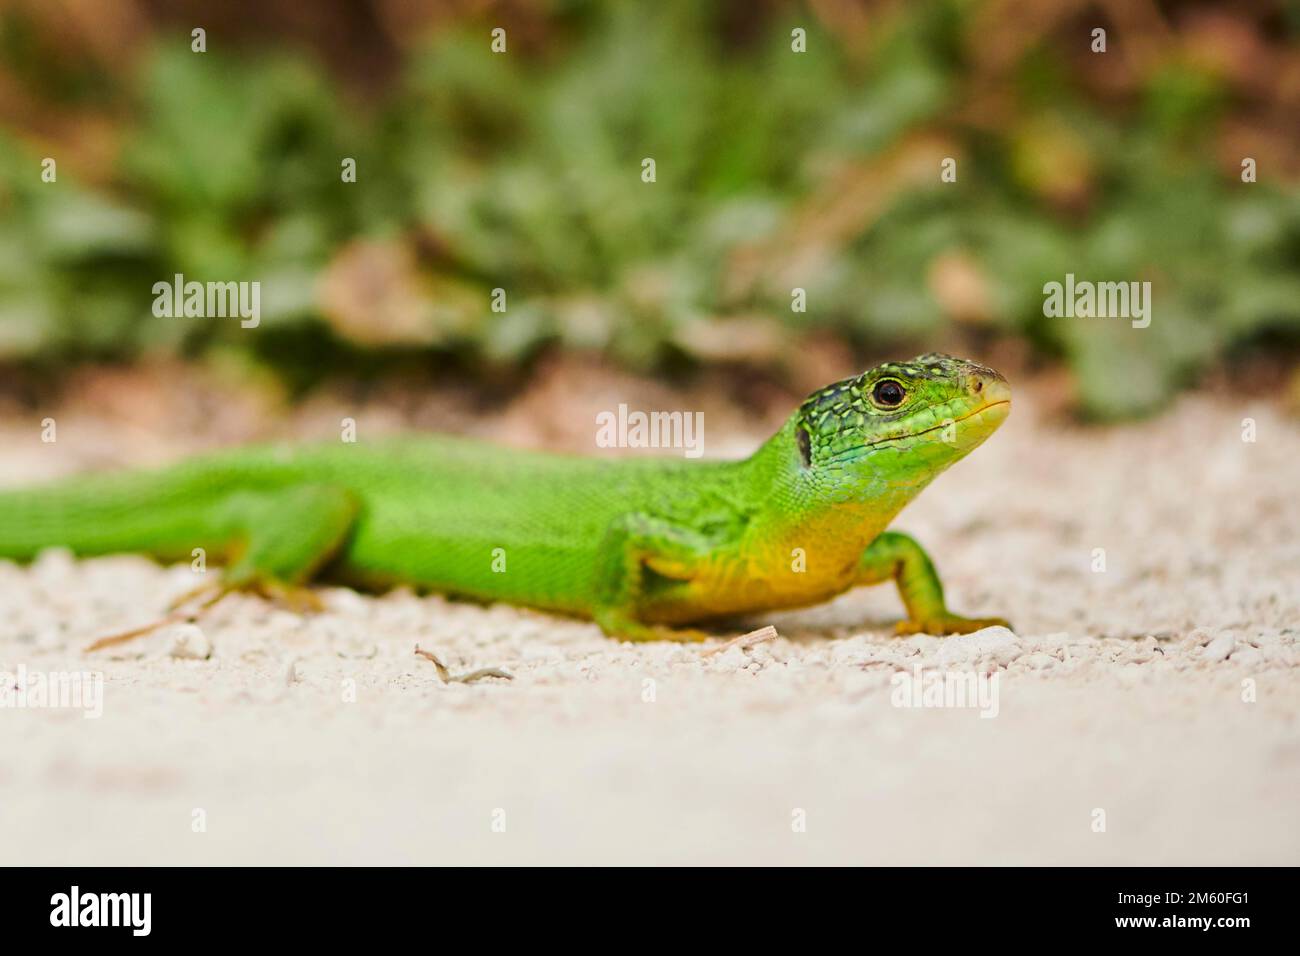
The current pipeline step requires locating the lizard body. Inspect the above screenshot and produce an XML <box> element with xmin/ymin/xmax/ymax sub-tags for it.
<box><xmin>0</xmin><ymin>354</ymin><xmax>1011</xmax><ymax>640</ymax></box>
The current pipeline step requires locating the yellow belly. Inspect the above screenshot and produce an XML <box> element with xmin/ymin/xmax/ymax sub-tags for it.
<box><xmin>643</xmin><ymin>519</ymin><xmax>880</xmax><ymax>624</ymax></box>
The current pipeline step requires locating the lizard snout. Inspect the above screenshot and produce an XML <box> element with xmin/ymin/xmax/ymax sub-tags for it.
<box><xmin>966</xmin><ymin>365</ymin><xmax>1011</xmax><ymax>408</ymax></box>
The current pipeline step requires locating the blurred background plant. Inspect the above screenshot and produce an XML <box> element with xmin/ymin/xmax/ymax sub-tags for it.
<box><xmin>0</xmin><ymin>0</ymin><xmax>1297</xmax><ymax>418</ymax></box>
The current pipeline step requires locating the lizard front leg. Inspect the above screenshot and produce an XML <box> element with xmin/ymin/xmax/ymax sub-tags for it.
<box><xmin>591</xmin><ymin>513</ymin><xmax>716</xmax><ymax>643</ymax></box>
<box><xmin>856</xmin><ymin>531</ymin><xmax>1010</xmax><ymax>636</ymax></box>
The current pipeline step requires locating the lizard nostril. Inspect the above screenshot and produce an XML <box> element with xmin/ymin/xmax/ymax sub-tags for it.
<box><xmin>974</xmin><ymin>381</ymin><xmax>983</xmax><ymax>393</ymax></box>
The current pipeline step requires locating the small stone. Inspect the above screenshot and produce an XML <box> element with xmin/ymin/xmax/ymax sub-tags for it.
<box><xmin>710</xmin><ymin>646</ymin><xmax>748</xmax><ymax>673</ymax></box>
<box><xmin>1021</xmin><ymin>652</ymin><xmax>1057</xmax><ymax>670</ymax></box>
<box><xmin>325</xmin><ymin>588</ymin><xmax>370</xmax><ymax>614</ymax></box>
<box><xmin>1201</xmin><ymin>634</ymin><xmax>1235</xmax><ymax>663</ymax></box>
<box><xmin>34</xmin><ymin>628</ymin><xmax>68</xmax><ymax>652</ymax></box>
<box><xmin>936</xmin><ymin>626</ymin><xmax>1020</xmax><ymax>666</ymax></box>
<box><xmin>164</xmin><ymin>623</ymin><xmax>212</xmax><ymax>660</ymax></box>
<box><xmin>33</xmin><ymin>547</ymin><xmax>76</xmax><ymax>578</ymax></box>
<box><xmin>1229</xmin><ymin>646</ymin><xmax>1263</xmax><ymax>667</ymax></box>
<box><xmin>1260</xmin><ymin>645</ymin><xmax>1294</xmax><ymax>666</ymax></box>
<box><xmin>831</xmin><ymin>642</ymin><xmax>874</xmax><ymax>666</ymax></box>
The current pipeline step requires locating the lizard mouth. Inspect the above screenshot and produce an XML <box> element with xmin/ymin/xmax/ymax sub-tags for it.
<box><xmin>822</xmin><ymin>398</ymin><xmax>1011</xmax><ymax>465</ymax></box>
<box><xmin>864</xmin><ymin>399</ymin><xmax>1010</xmax><ymax>449</ymax></box>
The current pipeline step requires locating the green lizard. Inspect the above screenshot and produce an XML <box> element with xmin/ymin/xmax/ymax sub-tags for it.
<box><xmin>0</xmin><ymin>353</ymin><xmax>1011</xmax><ymax>642</ymax></box>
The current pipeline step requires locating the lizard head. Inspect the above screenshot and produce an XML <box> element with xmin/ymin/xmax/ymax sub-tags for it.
<box><xmin>787</xmin><ymin>353</ymin><xmax>1011</xmax><ymax>502</ymax></box>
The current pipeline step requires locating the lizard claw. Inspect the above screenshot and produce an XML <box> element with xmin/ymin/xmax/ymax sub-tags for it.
<box><xmin>86</xmin><ymin>577</ymin><xmax>323</xmax><ymax>653</ymax></box>
<box><xmin>87</xmin><ymin>585</ymin><xmax>231</xmax><ymax>652</ymax></box>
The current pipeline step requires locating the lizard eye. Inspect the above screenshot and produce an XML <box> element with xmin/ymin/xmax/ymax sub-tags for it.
<box><xmin>871</xmin><ymin>379</ymin><xmax>906</xmax><ymax>408</ymax></box>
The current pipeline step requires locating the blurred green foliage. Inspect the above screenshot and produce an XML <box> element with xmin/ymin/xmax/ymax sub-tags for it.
<box><xmin>0</xmin><ymin>0</ymin><xmax>1297</xmax><ymax>417</ymax></box>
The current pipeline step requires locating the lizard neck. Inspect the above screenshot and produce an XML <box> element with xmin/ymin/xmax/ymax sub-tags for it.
<box><xmin>737</xmin><ymin>423</ymin><xmax>893</xmax><ymax>573</ymax></box>
<box><xmin>741</xmin><ymin>419</ymin><xmax>942</xmax><ymax>560</ymax></box>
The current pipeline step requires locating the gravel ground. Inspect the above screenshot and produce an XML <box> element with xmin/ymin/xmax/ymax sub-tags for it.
<box><xmin>1</xmin><ymin>372</ymin><xmax>1297</xmax><ymax>865</ymax></box>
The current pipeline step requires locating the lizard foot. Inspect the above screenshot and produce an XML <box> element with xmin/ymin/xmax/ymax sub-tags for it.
<box><xmin>619</xmin><ymin>624</ymin><xmax>712</xmax><ymax>643</ymax></box>
<box><xmin>243</xmin><ymin>579</ymin><xmax>325</xmax><ymax>614</ymax></box>
<box><xmin>895</xmin><ymin>615</ymin><xmax>1011</xmax><ymax>637</ymax></box>
<box><xmin>594</xmin><ymin>609</ymin><xmax>711</xmax><ymax>643</ymax></box>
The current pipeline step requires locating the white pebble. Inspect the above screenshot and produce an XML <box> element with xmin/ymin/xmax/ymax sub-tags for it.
<box><xmin>158</xmin><ymin>623</ymin><xmax>212</xmax><ymax>660</ymax></box>
<box><xmin>324</xmin><ymin>588</ymin><xmax>370</xmax><ymax>614</ymax></box>
<box><xmin>34</xmin><ymin>628</ymin><xmax>68</xmax><ymax>652</ymax></box>
<box><xmin>1228</xmin><ymin>646</ymin><xmax>1263</xmax><ymax>667</ymax></box>
<box><xmin>1021</xmin><ymin>652</ymin><xmax>1058</xmax><ymax>670</ymax></box>
<box><xmin>1201</xmin><ymin>634</ymin><xmax>1235</xmax><ymax>663</ymax></box>
<box><xmin>710</xmin><ymin>646</ymin><xmax>748</xmax><ymax>674</ymax></box>
<box><xmin>33</xmin><ymin>547</ymin><xmax>76</xmax><ymax>579</ymax></box>
<box><xmin>936</xmin><ymin>626</ymin><xmax>1021</xmax><ymax>666</ymax></box>
<box><xmin>1261</xmin><ymin>644</ymin><xmax>1295</xmax><ymax>666</ymax></box>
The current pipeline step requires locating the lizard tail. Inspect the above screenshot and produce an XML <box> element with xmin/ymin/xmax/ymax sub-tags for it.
<box><xmin>0</xmin><ymin>467</ymin><xmax>198</xmax><ymax>563</ymax></box>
